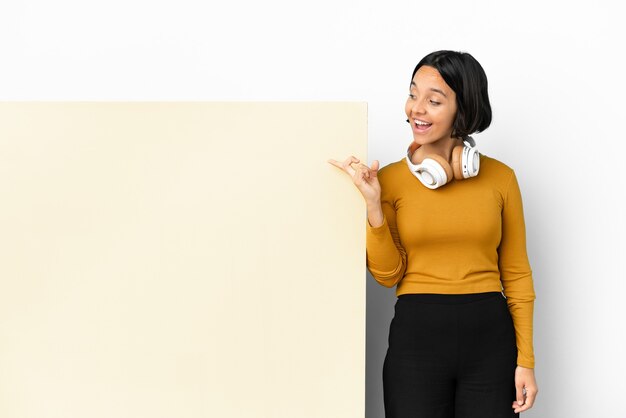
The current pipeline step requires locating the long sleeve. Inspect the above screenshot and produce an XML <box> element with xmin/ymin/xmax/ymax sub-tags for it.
<box><xmin>365</xmin><ymin>172</ymin><xmax>407</xmax><ymax>288</ymax></box>
<box><xmin>498</xmin><ymin>169</ymin><xmax>536</xmax><ymax>369</ymax></box>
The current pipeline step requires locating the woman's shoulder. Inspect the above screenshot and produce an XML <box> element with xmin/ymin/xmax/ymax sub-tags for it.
<box><xmin>379</xmin><ymin>158</ymin><xmax>408</xmax><ymax>177</ymax></box>
<box><xmin>479</xmin><ymin>152</ymin><xmax>516</xmax><ymax>177</ymax></box>
<box><xmin>374</xmin><ymin>159</ymin><xmax>411</xmax><ymax>197</ymax></box>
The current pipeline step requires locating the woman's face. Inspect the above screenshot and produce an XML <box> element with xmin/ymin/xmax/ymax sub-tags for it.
<box><xmin>405</xmin><ymin>65</ymin><xmax>458</xmax><ymax>145</ymax></box>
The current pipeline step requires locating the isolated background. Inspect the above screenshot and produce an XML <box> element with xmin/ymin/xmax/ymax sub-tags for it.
<box><xmin>1</xmin><ymin>1</ymin><xmax>625</xmax><ymax>417</ymax></box>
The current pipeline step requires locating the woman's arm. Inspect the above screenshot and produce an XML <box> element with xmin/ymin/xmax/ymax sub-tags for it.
<box><xmin>498</xmin><ymin>169</ymin><xmax>537</xmax><ymax>369</ymax></box>
<box><xmin>366</xmin><ymin>170</ymin><xmax>407</xmax><ymax>288</ymax></box>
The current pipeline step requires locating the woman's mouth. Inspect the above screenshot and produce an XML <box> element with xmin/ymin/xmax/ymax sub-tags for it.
<box><xmin>412</xmin><ymin>119</ymin><xmax>432</xmax><ymax>133</ymax></box>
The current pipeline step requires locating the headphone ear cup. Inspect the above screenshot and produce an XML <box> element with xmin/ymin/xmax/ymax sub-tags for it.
<box><xmin>451</xmin><ymin>145</ymin><xmax>465</xmax><ymax>180</ymax></box>
<box><xmin>466</xmin><ymin>147</ymin><xmax>480</xmax><ymax>177</ymax></box>
<box><xmin>425</xmin><ymin>153</ymin><xmax>454</xmax><ymax>185</ymax></box>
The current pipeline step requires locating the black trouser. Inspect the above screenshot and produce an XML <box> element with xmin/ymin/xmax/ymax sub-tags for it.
<box><xmin>383</xmin><ymin>292</ymin><xmax>519</xmax><ymax>418</ymax></box>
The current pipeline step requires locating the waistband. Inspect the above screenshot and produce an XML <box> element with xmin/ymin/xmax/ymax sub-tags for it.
<box><xmin>397</xmin><ymin>291</ymin><xmax>503</xmax><ymax>305</ymax></box>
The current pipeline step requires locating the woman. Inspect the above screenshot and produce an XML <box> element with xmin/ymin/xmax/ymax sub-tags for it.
<box><xmin>328</xmin><ymin>50</ymin><xmax>538</xmax><ymax>417</ymax></box>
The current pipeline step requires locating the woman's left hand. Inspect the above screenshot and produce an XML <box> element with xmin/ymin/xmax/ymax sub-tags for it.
<box><xmin>512</xmin><ymin>366</ymin><xmax>538</xmax><ymax>413</ymax></box>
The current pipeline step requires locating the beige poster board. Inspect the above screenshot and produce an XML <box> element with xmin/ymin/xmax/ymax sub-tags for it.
<box><xmin>0</xmin><ymin>102</ymin><xmax>367</xmax><ymax>418</ymax></box>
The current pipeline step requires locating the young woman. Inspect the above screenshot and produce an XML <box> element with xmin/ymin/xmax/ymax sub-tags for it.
<box><xmin>329</xmin><ymin>50</ymin><xmax>538</xmax><ymax>417</ymax></box>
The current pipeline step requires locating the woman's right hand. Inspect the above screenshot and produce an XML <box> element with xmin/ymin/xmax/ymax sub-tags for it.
<box><xmin>327</xmin><ymin>156</ymin><xmax>381</xmax><ymax>205</ymax></box>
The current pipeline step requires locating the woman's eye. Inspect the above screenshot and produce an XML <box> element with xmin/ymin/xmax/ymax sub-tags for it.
<box><xmin>430</xmin><ymin>100</ymin><xmax>440</xmax><ymax>106</ymax></box>
<box><xmin>408</xmin><ymin>94</ymin><xmax>415</xmax><ymax>99</ymax></box>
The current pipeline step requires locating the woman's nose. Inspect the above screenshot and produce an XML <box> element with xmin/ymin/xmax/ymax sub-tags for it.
<box><xmin>411</xmin><ymin>100</ymin><xmax>426</xmax><ymax>115</ymax></box>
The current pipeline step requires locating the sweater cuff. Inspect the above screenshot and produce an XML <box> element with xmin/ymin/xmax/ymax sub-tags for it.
<box><xmin>517</xmin><ymin>357</ymin><xmax>535</xmax><ymax>369</ymax></box>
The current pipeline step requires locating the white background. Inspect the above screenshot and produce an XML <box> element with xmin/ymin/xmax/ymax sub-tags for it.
<box><xmin>2</xmin><ymin>1</ymin><xmax>624</xmax><ymax>417</ymax></box>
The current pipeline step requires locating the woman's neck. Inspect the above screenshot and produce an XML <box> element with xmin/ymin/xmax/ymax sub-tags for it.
<box><xmin>411</xmin><ymin>136</ymin><xmax>464</xmax><ymax>165</ymax></box>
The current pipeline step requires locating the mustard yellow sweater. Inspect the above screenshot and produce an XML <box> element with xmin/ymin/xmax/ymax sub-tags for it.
<box><xmin>366</xmin><ymin>153</ymin><xmax>536</xmax><ymax>368</ymax></box>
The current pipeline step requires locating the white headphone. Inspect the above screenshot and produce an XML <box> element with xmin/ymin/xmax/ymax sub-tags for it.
<box><xmin>405</xmin><ymin>136</ymin><xmax>480</xmax><ymax>189</ymax></box>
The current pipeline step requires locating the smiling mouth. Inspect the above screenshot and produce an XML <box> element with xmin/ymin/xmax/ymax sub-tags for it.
<box><xmin>414</xmin><ymin>119</ymin><xmax>432</xmax><ymax>128</ymax></box>
<box><xmin>413</xmin><ymin>119</ymin><xmax>432</xmax><ymax>131</ymax></box>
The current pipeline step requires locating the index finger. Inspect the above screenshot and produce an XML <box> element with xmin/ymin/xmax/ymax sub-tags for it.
<box><xmin>328</xmin><ymin>156</ymin><xmax>360</xmax><ymax>170</ymax></box>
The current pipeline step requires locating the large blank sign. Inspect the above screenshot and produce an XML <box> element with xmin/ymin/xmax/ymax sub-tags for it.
<box><xmin>0</xmin><ymin>102</ymin><xmax>367</xmax><ymax>418</ymax></box>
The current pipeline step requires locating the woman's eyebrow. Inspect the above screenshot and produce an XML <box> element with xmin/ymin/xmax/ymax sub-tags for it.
<box><xmin>410</xmin><ymin>81</ymin><xmax>448</xmax><ymax>98</ymax></box>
